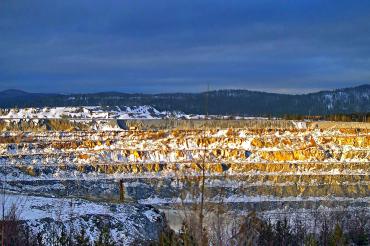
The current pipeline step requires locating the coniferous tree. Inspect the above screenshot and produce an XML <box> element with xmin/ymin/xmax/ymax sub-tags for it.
<box><xmin>94</xmin><ymin>226</ymin><xmax>115</xmax><ymax>246</ymax></box>
<box><xmin>36</xmin><ymin>232</ymin><xmax>43</xmax><ymax>246</ymax></box>
<box><xmin>57</xmin><ymin>227</ymin><xmax>69</xmax><ymax>246</ymax></box>
<box><xmin>75</xmin><ymin>228</ymin><xmax>90</xmax><ymax>246</ymax></box>
<box><xmin>274</xmin><ymin>218</ymin><xmax>292</xmax><ymax>246</ymax></box>
<box><xmin>304</xmin><ymin>234</ymin><xmax>318</xmax><ymax>246</ymax></box>
<box><xmin>319</xmin><ymin>219</ymin><xmax>330</xmax><ymax>246</ymax></box>
<box><xmin>258</xmin><ymin>220</ymin><xmax>275</xmax><ymax>245</ymax></box>
<box><xmin>329</xmin><ymin>224</ymin><xmax>346</xmax><ymax>246</ymax></box>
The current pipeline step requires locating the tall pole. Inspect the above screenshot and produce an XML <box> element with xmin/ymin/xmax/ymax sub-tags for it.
<box><xmin>1</xmin><ymin>146</ymin><xmax>6</xmax><ymax>246</ymax></box>
<box><xmin>199</xmin><ymin>83</ymin><xmax>209</xmax><ymax>244</ymax></box>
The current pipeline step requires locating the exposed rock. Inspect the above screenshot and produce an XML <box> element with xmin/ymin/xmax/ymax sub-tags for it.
<box><xmin>4</xmin><ymin>193</ymin><xmax>166</xmax><ymax>246</ymax></box>
<box><xmin>0</xmin><ymin>119</ymin><xmax>369</xmax><ymax>225</ymax></box>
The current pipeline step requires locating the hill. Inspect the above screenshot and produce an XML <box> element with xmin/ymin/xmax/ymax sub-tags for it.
<box><xmin>0</xmin><ymin>84</ymin><xmax>369</xmax><ymax>116</ymax></box>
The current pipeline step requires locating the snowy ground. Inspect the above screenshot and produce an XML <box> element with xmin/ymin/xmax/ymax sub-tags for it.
<box><xmin>0</xmin><ymin>106</ymin><xmax>268</xmax><ymax>119</ymax></box>
<box><xmin>0</xmin><ymin>106</ymin><xmax>185</xmax><ymax>119</ymax></box>
<box><xmin>1</xmin><ymin>192</ymin><xmax>165</xmax><ymax>245</ymax></box>
<box><xmin>0</xmin><ymin>109</ymin><xmax>369</xmax><ymax>243</ymax></box>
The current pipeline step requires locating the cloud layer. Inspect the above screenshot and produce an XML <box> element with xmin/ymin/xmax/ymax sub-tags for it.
<box><xmin>1</xmin><ymin>0</ymin><xmax>369</xmax><ymax>93</ymax></box>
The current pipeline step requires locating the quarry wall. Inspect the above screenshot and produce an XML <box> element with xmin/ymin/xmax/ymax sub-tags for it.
<box><xmin>0</xmin><ymin>118</ymin><xmax>369</xmax><ymax>131</ymax></box>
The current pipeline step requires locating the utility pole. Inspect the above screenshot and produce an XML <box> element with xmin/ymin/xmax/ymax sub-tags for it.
<box><xmin>199</xmin><ymin>83</ymin><xmax>209</xmax><ymax>244</ymax></box>
<box><xmin>202</xmin><ymin>83</ymin><xmax>210</xmax><ymax>119</ymax></box>
<box><xmin>1</xmin><ymin>148</ymin><xmax>6</xmax><ymax>246</ymax></box>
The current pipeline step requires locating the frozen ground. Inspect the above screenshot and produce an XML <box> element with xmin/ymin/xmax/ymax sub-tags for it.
<box><xmin>1</xmin><ymin>192</ymin><xmax>165</xmax><ymax>245</ymax></box>
<box><xmin>0</xmin><ymin>109</ymin><xmax>369</xmax><ymax>243</ymax></box>
<box><xmin>0</xmin><ymin>106</ymin><xmax>173</xmax><ymax>119</ymax></box>
<box><xmin>0</xmin><ymin>106</ymin><xmax>268</xmax><ymax>120</ymax></box>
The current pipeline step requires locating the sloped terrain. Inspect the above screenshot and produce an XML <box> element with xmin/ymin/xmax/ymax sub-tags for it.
<box><xmin>0</xmin><ymin>106</ymin><xmax>180</xmax><ymax>119</ymax></box>
<box><xmin>1</xmin><ymin>117</ymin><xmax>369</xmax><ymax>216</ymax></box>
<box><xmin>0</xmin><ymin>84</ymin><xmax>369</xmax><ymax>115</ymax></box>
<box><xmin>3</xmin><ymin>194</ymin><xmax>166</xmax><ymax>245</ymax></box>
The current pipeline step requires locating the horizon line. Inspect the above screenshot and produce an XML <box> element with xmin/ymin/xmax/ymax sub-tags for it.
<box><xmin>1</xmin><ymin>83</ymin><xmax>369</xmax><ymax>97</ymax></box>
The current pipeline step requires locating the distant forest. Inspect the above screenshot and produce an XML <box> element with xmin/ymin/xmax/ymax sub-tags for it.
<box><xmin>0</xmin><ymin>84</ymin><xmax>369</xmax><ymax>117</ymax></box>
<box><xmin>282</xmin><ymin>113</ymin><xmax>370</xmax><ymax>122</ymax></box>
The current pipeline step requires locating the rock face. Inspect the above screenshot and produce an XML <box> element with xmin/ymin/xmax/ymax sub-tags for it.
<box><xmin>0</xmin><ymin>116</ymin><xmax>369</xmax><ymax>223</ymax></box>
<box><xmin>3</xmin><ymin>194</ymin><xmax>166</xmax><ymax>245</ymax></box>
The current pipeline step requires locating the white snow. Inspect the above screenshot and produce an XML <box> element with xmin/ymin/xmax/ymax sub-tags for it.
<box><xmin>0</xmin><ymin>106</ymin><xmax>178</xmax><ymax>119</ymax></box>
<box><xmin>0</xmin><ymin>106</ymin><xmax>273</xmax><ymax>120</ymax></box>
<box><xmin>1</xmin><ymin>193</ymin><xmax>162</xmax><ymax>245</ymax></box>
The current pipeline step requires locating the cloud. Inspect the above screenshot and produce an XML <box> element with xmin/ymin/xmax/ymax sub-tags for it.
<box><xmin>0</xmin><ymin>0</ymin><xmax>369</xmax><ymax>93</ymax></box>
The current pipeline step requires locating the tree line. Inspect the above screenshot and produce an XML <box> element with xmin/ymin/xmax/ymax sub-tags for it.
<box><xmin>282</xmin><ymin>112</ymin><xmax>370</xmax><ymax>122</ymax></box>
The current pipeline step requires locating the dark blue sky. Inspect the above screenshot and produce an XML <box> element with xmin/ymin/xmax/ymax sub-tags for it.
<box><xmin>1</xmin><ymin>0</ymin><xmax>369</xmax><ymax>93</ymax></box>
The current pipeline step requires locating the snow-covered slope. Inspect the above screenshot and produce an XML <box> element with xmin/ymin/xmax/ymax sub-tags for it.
<box><xmin>318</xmin><ymin>84</ymin><xmax>370</xmax><ymax>111</ymax></box>
<box><xmin>0</xmin><ymin>106</ymin><xmax>267</xmax><ymax>120</ymax></box>
<box><xmin>3</xmin><ymin>193</ymin><xmax>165</xmax><ymax>245</ymax></box>
<box><xmin>0</xmin><ymin>106</ymin><xmax>180</xmax><ymax>119</ymax></box>
<box><xmin>1</xmin><ymin>126</ymin><xmax>369</xmax><ymax>207</ymax></box>
<box><xmin>0</xmin><ymin>114</ymin><xmax>369</xmax><ymax>243</ymax></box>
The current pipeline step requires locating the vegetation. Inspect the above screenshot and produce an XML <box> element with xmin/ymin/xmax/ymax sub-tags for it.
<box><xmin>282</xmin><ymin>112</ymin><xmax>370</xmax><ymax>122</ymax></box>
<box><xmin>157</xmin><ymin>210</ymin><xmax>370</xmax><ymax>246</ymax></box>
<box><xmin>1</xmin><ymin>192</ymin><xmax>369</xmax><ymax>246</ymax></box>
<box><xmin>0</xmin><ymin>85</ymin><xmax>369</xmax><ymax>116</ymax></box>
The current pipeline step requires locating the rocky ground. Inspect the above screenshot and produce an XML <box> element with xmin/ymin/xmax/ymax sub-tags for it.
<box><xmin>0</xmin><ymin>108</ymin><xmax>369</xmax><ymax>244</ymax></box>
<box><xmin>3</xmin><ymin>193</ymin><xmax>166</xmax><ymax>245</ymax></box>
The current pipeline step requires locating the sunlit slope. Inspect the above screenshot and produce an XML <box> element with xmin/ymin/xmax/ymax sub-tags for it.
<box><xmin>1</xmin><ymin>119</ymin><xmax>369</xmax><ymax>210</ymax></box>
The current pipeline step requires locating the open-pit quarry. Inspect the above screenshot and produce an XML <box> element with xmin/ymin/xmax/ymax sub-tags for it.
<box><xmin>1</xmin><ymin>107</ymin><xmax>369</xmax><ymax>242</ymax></box>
